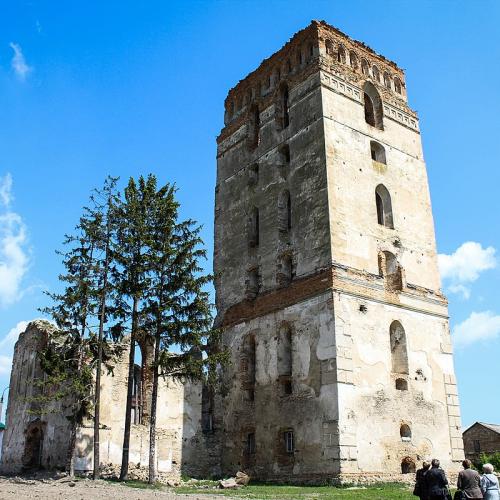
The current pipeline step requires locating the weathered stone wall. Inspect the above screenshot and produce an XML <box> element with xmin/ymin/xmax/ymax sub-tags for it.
<box><xmin>463</xmin><ymin>424</ymin><xmax>500</xmax><ymax>462</ymax></box>
<box><xmin>72</xmin><ymin>344</ymin><xmax>217</xmax><ymax>477</ymax></box>
<box><xmin>219</xmin><ymin>292</ymin><xmax>341</xmax><ymax>481</ymax></box>
<box><xmin>214</xmin><ymin>20</ymin><xmax>464</xmax><ymax>482</ymax></box>
<box><xmin>215</xmin><ymin>68</ymin><xmax>329</xmax><ymax>319</ymax></box>
<box><xmin>0</xmin><ymin>321</ymin><xmax>74</xmax><ymax>473</ymax></box>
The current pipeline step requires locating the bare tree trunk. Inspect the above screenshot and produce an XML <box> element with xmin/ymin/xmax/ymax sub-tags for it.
<box><xmin>94</xmin><ymin>237</ymin><xmax>110</xmax><ymax>480</ymax></box>
<box><xmin>93</xmin><ymin>315</ymin><xmax>104</xmax><ymax>479</ymax></box>
<box><xmin>68</xmin><ymin>279</ymin><xmax>90</xmax><ymax>477</ymax></box>
<box><xmin>120</xmin><ymin>297</ymin><xmax>138</xmax><ymax>481</ymax></box>
<box><xmin>148</xmin><ymin>323</ymin><xmax>161</xmax><ymax>484</ymax></box>
<box><xmin>66</xmin><ymin>422</ymin><xmax>77</xmax><ymax>476</ymax></box>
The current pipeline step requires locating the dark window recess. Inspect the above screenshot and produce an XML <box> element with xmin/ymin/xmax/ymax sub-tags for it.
<box><xmin>246</xmin><ymin>433</ymin><xmax>256</xmax><ymax>454</ymax></box>
<box><xmin>284</xmin><ymin>430</ymin><xmax>294</xmax><ymax>453</ymax></box>
<box><xmin>363</xmin><ymin>82</ymin><xmax>384</xmax><ymax>130</ymax></box>
<box><xmin>375</xmin><ymin>184</ymin><xmax>394</xmax><ymax>229</ymax></box>
<box><xmin>248</xmin><ymin>207</ymin><xmax>260</xmax><ymax>247</ymax></box>
<box><xmin>370</xmin><ymin>141</ymin><xmax>386</xmax><ymax>164</ymax></box>
<box><xmin>395</xmin><ymin>378</ymin><xmax>408</xmax><ymax>391</ymax></box>
<box><xmin>364</xmin><ymin>93</ymin><xmax>376</xmax><ymax>127</ymax></box>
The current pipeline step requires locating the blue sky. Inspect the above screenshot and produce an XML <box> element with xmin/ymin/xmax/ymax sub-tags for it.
<box><xmin>0</xmin><ymin>1</ymin><xmax>498</xmax><ymax>430</ymax></box>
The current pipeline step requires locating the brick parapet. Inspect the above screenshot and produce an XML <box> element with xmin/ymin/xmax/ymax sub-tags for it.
<box><xmin>219</xmin><ymin>20</ymin><xmax>412</xmax><ymax>143</ymax></box>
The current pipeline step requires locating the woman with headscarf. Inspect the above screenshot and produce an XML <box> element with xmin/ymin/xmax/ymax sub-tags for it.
<box><xmin>480</xmin><ymin>463</ymin><xmax>499</xmax><ymax>500</ymax></box>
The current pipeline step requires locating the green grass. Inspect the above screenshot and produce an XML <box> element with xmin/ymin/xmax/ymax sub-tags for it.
<box><xmin>174</xmin><ymin>482</ymin><xmax>416</xmax><ymax>499</ymax></box>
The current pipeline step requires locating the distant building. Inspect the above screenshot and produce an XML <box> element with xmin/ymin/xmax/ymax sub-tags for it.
<box><xmin>463</xmin><ymin>422</ymin><xmax>500</xmax><ymax>461</ymax></box>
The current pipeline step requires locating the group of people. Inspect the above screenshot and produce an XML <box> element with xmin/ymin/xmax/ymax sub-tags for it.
<box><xmin>414</xmin><ymin>459</ymin><xmax>499</xmax><ymax>500</ymax></box>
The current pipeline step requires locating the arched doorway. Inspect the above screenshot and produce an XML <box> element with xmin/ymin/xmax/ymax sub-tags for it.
<box><xmin>22</xmin><ymin>420</ymin><xmax>45</xmax><ymax>469</ymax></box>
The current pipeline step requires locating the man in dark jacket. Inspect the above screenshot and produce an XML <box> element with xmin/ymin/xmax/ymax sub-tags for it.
<box><xmin>415</xmin><ymin>461</ymin><xmax>431</xmax><ymax>500</ymax></box>
<box><xmin>457</xmin><ymin>459</ymin><xmax>483</xmax><ymax>499</ymax></box>
<box><xmin>425</xmin><ymin>459</ymin><xmax>450</xmax><ymax>500</ymax></box>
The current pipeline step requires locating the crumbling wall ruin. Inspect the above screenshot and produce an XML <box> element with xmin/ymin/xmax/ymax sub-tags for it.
<box><xmin>0</xmin><ymin>321</ymin><xmax>216</xmax><ymax>478</ymax></box>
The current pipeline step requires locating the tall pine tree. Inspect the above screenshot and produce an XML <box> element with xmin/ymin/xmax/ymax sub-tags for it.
<box><xmin>116</xmin><ymin>176</ymin><xmax>156</xmax><ymax>480</ymax></box>
<box><xmin>143</xmin><ymin>180</ymin><xmax>226</xmax><ymax>484</ymax></box>
<box><xmin>41</xmin><ymin>176</ymin><xmax>123</xmax><ymax>477</ymax></box>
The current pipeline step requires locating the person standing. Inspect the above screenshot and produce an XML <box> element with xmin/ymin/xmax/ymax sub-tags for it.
<box><xmin>414</xmin><ymin>461</ymin><xmax>431</xmax><ymax>500</ymax></box>
<box><xmin>426</xmin><ymin>459</ymin><xmax>450</xmax><ymax>500</ymax></box>
<box><xmin>457</xmin><ymin>459</ymin><xmax>483</xmax><ymax>499</ymax></box>
<box><xmin>480</xmin><ymin>463</ymin><xmax>499</xmax><ymax>500</ymax></box>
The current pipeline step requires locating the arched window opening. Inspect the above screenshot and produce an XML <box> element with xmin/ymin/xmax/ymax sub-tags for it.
<box><xmin>278</xmin><ymin>190</ymin><xmax>291</xmax><ymax>233</ymax></box>
<box><xmin>401</xmin><ymin>457</ymin><xmax>416</xmax><ymax>474</ymax></box>
<box><xmin>363</xmin><ymin>82</ymin><xmax>384</xmax><ymax>129</ymax></box>
<box><xmin>394</xmin><ymin>77</ymin><xmax>402</xmax><ymax>95</ymax></box>
<box><xmin>241</xmin><ymin>334</ymin><xmax>256</xmax><ymax>400</ymax></box>
<box><xmin>349</xmin><ymin>51</ymin><xmax>358</xmax><ymax>71</ymax></box>
<box><xmin>325</xmin><ymin>39</ymin><xmax>334</xmax><ymax>55</ymax></box>
<box><xmin>390</xmin><ymin>320</ymin><xmax>409</xmax><ymax>375</ymax></box>
<box><xmin>337</xmin><ymin>45</ymin><xmax>346</xmax><ymax>64</ymax></box>
<box><xmin>249</xmin><ymin>105</ymin><xmax>260</xmax><ymax>149</ymax></box>
<box><xmin>308</xmin><ymin>43</ymin><xmax>314</xmax><ymax>58</ymax></box>
<box><xmin>400</xmin><ymin>424</ymin><xmax>412</xmax><ymax>441</ymax></box>
<box><xmin>383</xmin><ymin>72</ymin><xmax>391</xmax><ymax>89</ymax></box>
<box><xmin>280</xmin><ymin>84</ymin><xmax>290</xmax><ymax>129</ymax></box>
<box><xmin>361</xmin><ymin>58</ymin><xmax>369</xmax><ymax>76</ymax></box>
<box><xmin>375</xmin><ymin>184</ymin><xmax>394</xmax><ymax>229</ymax></box>
<box><xmin>245</xmin><ymin>267</ymin><xmax>260</xmax><ymax>300</ymax></box>
<box><xmin>370</xmin><ymin>141</ymin><xmax>386</xmax><ymax>164</ymax></box>
<box><xmin>248</xmin><ymin>163</ymin><xmax>259</xmax><ymax>186</ymax></box>
<box><xmin>395</xmin><ymin>378</ymin><xmax>408</xmax><ymax>391</ymax></box>
<box><xmin>277</xmin><ymin>253</ymin><xmax>293</xmax><ymax>287</ymax></box>
<box><xmin>278</xmin><ymin>324</ymin><xmax>293</xmax><ymax>394</ymax></box>
<box><xmin>372</xmin><ymin>65</ymin><xmax>380</xmax><ymax>82</ymax></box>
<box><xmin>380</xmin><ymin>251</ymin><xmax>403</xmax><ymax>291</ymax></box>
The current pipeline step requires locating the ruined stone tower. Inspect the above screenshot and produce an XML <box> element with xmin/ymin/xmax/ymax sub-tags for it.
<box><xmin>214</xmin><ymin>21</ymin><xmax>464</xmax><ymax>481</ymax></box>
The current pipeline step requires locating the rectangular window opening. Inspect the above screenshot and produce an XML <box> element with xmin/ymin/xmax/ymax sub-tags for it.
<box><xmin>284</xmin><ymin>430</ymin><xmax>294</xmax><ymax>453</ymax></box>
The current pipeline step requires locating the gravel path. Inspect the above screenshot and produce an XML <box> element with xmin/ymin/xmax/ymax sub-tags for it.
<box><xmin>0</xmin><ymin>477</ymin><xmax>229</xmax><ymax>500</ymax></box>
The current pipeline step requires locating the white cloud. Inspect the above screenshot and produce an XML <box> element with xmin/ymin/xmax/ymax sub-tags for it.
<box><xmin>0</xmin><ymin>174</ymin><xmax>30</xmax><ymax>307</ymax></box>
<box><xmin>438</xmin><ymin>242</ymin><xmax>497</xmax><ymax>299</ymax></box>
<box><xmin>448</xmin><ymin>284</ymin><xmax>471</xmax><ymax>300</ymax></box>
<box><xmin>453</xmin><ymin>311</ymin><xmax>500</xmax><ymax>348</ymax></box>
<box><xmin>9</xmin><ymin>42</ymin><xmax>32</xmax><ymax>81</ymax></box>
<box><xmin>0</xmin><ymin>173</ymin><xmax>13</xmax><ymax>207</ymax></box>
<box><xmin>0</xmin><ymin>320</ymin><xmax>29</xmax><ymax>350</ymax></box>
<box><xmin>0</xmin><ymin>355</ymin><xmax>12</xmax><ymax>375</ymax></box>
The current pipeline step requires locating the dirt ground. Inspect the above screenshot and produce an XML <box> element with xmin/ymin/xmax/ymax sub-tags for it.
<box><xmin>0</xmin><ymin>477</ymin><xmax>230</xmax><ymax>500</ymax></box>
